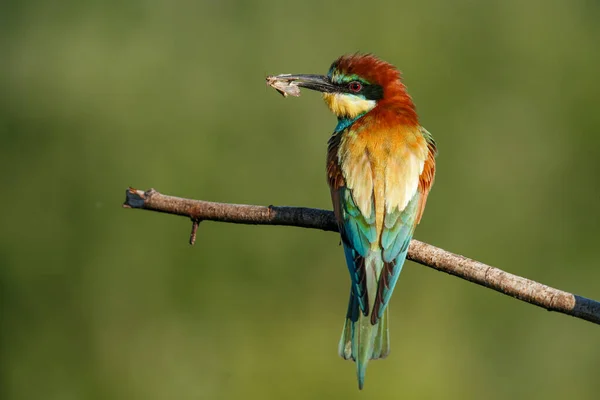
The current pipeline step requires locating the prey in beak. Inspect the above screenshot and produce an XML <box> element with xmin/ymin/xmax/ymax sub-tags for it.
<box><xmin>266</xmin><ymin>74</ymin><xmax>337</xmax><ymax>97</ymax></box>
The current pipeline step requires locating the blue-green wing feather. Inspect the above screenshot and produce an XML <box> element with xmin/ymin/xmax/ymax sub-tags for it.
<box><xmin>337</xmin><ymin>187</ymin><xmax>376</xmax><ymax>316</ymax></box>
<box><xmin>372</xmin><ymin>192</ymin><xmax>420</xmax><ymax>322</ymax></box>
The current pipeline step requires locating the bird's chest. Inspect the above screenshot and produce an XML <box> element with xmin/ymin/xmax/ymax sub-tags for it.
<box><xmin>337</xmin><ymin>130</ymin><xmax>389</xmax><ymax>204</ymax></box>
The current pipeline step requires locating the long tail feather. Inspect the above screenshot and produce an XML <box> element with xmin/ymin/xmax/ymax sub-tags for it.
<box><xmin>339</xmin><ymin>290</ymin><xmax>390</xmax><ymax>389</ymax></box>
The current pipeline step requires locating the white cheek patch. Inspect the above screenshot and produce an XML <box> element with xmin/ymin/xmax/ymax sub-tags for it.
<box><xmin>323</xmin><ymin>93</ymin><xmax>376</xmax><ymax>118</ymax></box>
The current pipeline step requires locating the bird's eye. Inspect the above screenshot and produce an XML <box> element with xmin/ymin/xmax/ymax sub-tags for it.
<box><xmin>348</xmin><ymin>81</ymin><xmax>362</xmax><ymax>92</ymax></box>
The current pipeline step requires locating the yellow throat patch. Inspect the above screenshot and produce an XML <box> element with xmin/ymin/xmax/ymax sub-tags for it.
<box><xmin>322</xmin><ymin>93</ymin><xmax>376</xmax><ymax>119</ymax></box>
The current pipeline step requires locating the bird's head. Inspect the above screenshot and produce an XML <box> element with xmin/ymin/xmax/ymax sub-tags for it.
<box><xmin>281</xmin><ymin>54</ymin><xmax>415</xmax><ymax>125</ymax></box>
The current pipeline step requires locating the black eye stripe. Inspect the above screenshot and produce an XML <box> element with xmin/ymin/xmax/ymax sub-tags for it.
<box><xmin>362</xmin><ymin>84</ymin><xmax>383</xmax><ymax>100</ymax></box>
<box><xmin>339</xmin><ymin>82</ymin><xmax>383</xmax><ymax>101</ymax></box>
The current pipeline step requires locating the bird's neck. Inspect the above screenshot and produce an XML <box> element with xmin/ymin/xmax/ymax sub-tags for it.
<box><xmin>334</xmin><ymin>114</ymin><xmax>366</xmax><ymax>133</ymax></box>
<box><xmin>334</xmin><ymin>99</ymin><xmax>419</xmax><ymax>133</ymax></box>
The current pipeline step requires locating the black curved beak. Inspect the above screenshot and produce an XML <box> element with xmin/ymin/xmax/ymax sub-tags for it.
<box><xmin>271</xmin><ymin>74</ymin><xmax>338</xmax><ymax>93</ymax></box>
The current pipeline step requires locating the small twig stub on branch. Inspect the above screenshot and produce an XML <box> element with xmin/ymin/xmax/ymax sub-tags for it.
<box><xmin>189</xmin><ymin>219</ymin><xmax>201</xmax><ymax>245</ymax></box>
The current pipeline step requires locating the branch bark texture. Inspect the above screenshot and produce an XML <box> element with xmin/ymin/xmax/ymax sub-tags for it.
<box><xmin>123</xmin><ymin>187</ymin><xmax>600</xmax><ymax>326</ymax></box>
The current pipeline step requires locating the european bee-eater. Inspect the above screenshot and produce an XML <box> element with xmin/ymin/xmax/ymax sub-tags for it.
<box><xmin>272</xmin><ymin>54</ymin><xmax>437</xmax><ymax>389</ymax></box>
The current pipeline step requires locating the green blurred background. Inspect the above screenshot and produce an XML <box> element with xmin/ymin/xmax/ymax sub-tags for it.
<box><xmin>1</xmin><ymin>0</ymin><xmax>599</xmax><ymax>399</ymax></box>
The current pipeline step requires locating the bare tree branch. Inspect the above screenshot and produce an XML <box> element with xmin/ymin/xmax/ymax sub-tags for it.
<box><xmin>123</xmin><ymin>187</ymin><xmax>600</xmax><ymax>326</ymax></box>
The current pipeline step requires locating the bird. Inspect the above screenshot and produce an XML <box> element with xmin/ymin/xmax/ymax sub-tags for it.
<box><xmin>274</xmin><ymin>54</ymin><xmax>437</xmax><ymax>389</ymax></box>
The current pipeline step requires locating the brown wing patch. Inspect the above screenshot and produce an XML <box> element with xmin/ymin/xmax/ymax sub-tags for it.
<box><xmin>353</xmin><ymin>251</ymin><xmax>369</xmax><ymax>315</ymax></box>
<box><xmin>416</xmin><ymin>140</ymin><xmax>437</xmax><ymax>224</ymax></box>
<box><xmin>327</xmin><ymin>131</ymin><xmax>345</xmax><ymax>190</ymax></box>
<box><xmin>327</xmin><ymin>131</ymin><xmax>345</xmax><ymax>232</ymax></box>
<box><xmin>371</xmin><ymin>259</ymin><xmax>395</xmax><ymax>324</ymax></box>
